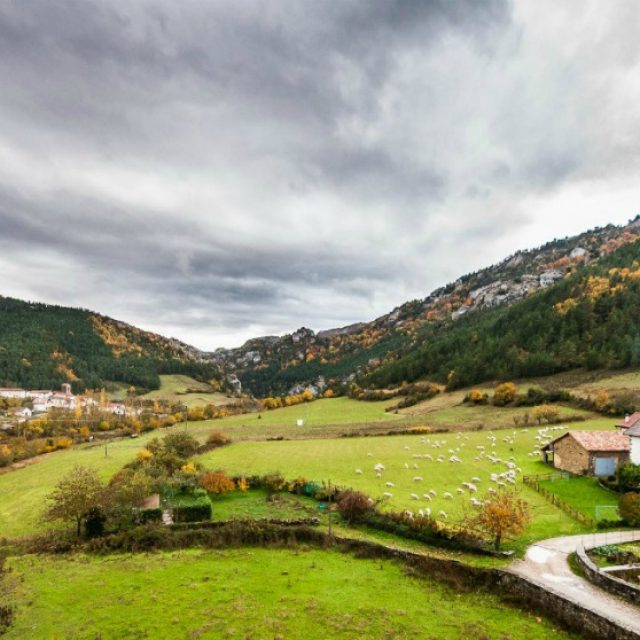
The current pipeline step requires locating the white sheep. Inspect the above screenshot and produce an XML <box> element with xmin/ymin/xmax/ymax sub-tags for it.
<box><xmin>423</xmin><ymin>494</ymin><xmax>432</xmax><ymax>501</ymax></box>
<box><xmin>456</xmin><ymin>488</ymin><xmax>464</xmax><ymax>495</ymax></box>
<box><xmin>438</xmin><ymin>510</ymin><xmax>448</xmax><ymax>519</ymax></box>
<box><xmin>355</xmin><ymin>469</ymin><xmax>363</xmax><ymax>475</ymax></box>
<box><xmin>410</xmin><ymin>493</ymin><xmax>419</xmax><ymax>500</ymax></box>
<box><xmin>386</xmin><ymin>481</ymin><xmax>395</xmax><ymax>488</ymax></box>
<box><xmin>425</xmin><ymin>507</ymin><xmax>431</xmax><ymax>517</ymax></box>
<box><xmin>443</xmin><ymin>492</ymin><xmax>453</xmax><ymax>500</ymax></box>
<box><xmin>413</xmin><ymin>476</ymin><xmax>423</xmax><ymax>482</ymax></box>
<box><xmin>429</xmin><ymin>489</ymin><xmax>437</xmax><ymax>497</ymax></box>
<box><xmin>383</xmin><ymin>492</ymin><xmax>393</xmax><ymax>498</ymax></box>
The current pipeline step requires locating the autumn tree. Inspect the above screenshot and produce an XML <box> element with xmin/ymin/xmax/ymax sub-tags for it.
<box><xmin>493</xmin><ymin>382</ymin><xmax>518</xmax><ymax>406</ymax></box>
<box><xmin>199</xmin><ymin>470</ymin><xmax>235</xmax><ymax>495</ymax></box>
<box><xmin>43</xmin><ymin>466</ymin><xmax>106</xmax><ymax>537</ymax></box>
<box><xmin>468</xmin><ymin>490</ymin><xmax>531</xmax><ymax>550</ymax></box>
<box><xmin>532</xmin><ymin>404</ymin><xmax>561</xmax><ymax>424</ymax></box>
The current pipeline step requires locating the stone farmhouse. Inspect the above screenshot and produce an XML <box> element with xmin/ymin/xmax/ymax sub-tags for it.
<box><xmin>541</xmin><ymin>431</ymin><xmax>631</xmax><ymax>476</ymax></box>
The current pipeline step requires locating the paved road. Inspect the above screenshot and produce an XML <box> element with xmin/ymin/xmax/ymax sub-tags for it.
<box><xmin>509</xmin><ymin>530</ymin><xmax>640</xmax><ymax>635</ymax></box>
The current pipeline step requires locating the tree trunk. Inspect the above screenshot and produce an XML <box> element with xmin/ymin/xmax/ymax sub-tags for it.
<box><xmin>77</xmin><ymin>517</ymin><xmax>81</xmax><ymax>538</ymax></box>
<box><xmin>494</xmin><ymin>532</ymin><xmax>501</xmax><ymax>550</ymax></box>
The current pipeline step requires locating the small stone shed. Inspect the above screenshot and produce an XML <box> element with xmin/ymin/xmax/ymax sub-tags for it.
<box><xmin>541</xmin><ymin>431</ymin><xmax>630</xmax><ymax>477</ymax></box>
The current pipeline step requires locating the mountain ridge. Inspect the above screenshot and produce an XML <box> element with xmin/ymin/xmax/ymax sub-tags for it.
<box><xmin>3</xmin><ymin>216</ymin><xmax>640</xmax><ymax>395</ymax></box>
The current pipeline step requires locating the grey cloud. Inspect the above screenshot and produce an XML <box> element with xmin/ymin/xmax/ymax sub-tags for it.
<box><xmin>0</xmin><ymin>1</ymin><xmax>639</xmax><ymax>349</ymax></box>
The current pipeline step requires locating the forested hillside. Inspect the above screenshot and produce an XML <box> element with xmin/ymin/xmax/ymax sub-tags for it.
<box><xmin>211</xmin><ymin>218</ymin><xmax>640</xmax><ymax>395</ymax></box>
<box><xmin>0</xmin><ymin>297</ymin><xmax>222</xmax><ymax>392</ymax></box>
<box><xmin>362</xmin><ymin>239</ymin><xmax>640</xmax><ymax>390</ymax></box>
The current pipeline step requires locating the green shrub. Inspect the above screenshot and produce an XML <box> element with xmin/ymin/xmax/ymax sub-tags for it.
<box><xmin>619</xmin><ymin>492</ymin><xmax>640</xmax><ymax>526</ymax></box>
<box><xmin>172</xmin><ymin>496</ymin><xmax>212</xmax><ymax>523</ymax></box>
<box><xmin>617</xmin><ymin>464</ymin><xmax>640</xmax><ymax>492</ymax></box>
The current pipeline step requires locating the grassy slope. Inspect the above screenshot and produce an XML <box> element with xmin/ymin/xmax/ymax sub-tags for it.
<box><xmin>0</xmin><ymin>398</ymin><xmax>398</xmax><ymax>538</ymax></box>
<box><xmin>139</xmin><ymin>374</ymin><xmax>231</xmax><ymax>407</ymax></box>
<box><xmin>194</xmin><ymin>418</ymin><xmax>623</xmax><ymax>550</ymax></box>
<box><xmin>0</xmin><ymin>391</ymin><xmax>616</xmax><ymax>544</ymax></box>
<box><xmin>4</xmin><ymin>549</ymin><xmax>577</xmax><ymax>640</ymax></box>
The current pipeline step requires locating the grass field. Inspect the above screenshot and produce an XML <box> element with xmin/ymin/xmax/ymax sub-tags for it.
<box><xmin>209</xmin><ymin>489</ymin><xmax>320</xmax><ymax>521</ymax></box>
<box><xmin>0</xmin><ymin>398</ymin><xmax>400</xmax><ymax>539</ymax></box>
<box><xmin>3</xmin><ymin>549</ymin><xmax>577</xmax><ymax>640</ymax></box>
<box><xmin>139</xmin><ymin>374</ymin><xmax>233</xmax><ymax>407</ymax></box>
<box><xmin>194</xmin><ymin>419</ymin><xmax>625</xmax><ymax>549</ymax></box>
<box><xmin>537</xmin><ymin>476</ymin><xmax>620</xmax><ymax>522</ymax></box>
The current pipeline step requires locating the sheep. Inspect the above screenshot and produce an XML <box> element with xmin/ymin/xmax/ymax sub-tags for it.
<box><xmin>468</xmin><ymin>483</ymin><xmax>477</xmax><ymax>493</ymax></box>
<box><xmin>355</xmin><ymin>469</ymin><xmax>363</xmax><ymax>475</ymax></box>
<box><xmin>404</xmin><ymin>463</ymin><xmax>409</xmax><ymax>469</ymax></box>
<box><xmin>413</xmin><ymin>476</ymin><xmax>423</xmax><ymax>482</ymax></box>
<box><xmin>385</xmin><ymin>481</ymin><xmax>395</xmax><ymax>488</ymax></box>
<box><xmin>449</xmin><ymin>456</ymin><xmax>461</xmax><ymax>463</ymax></box>
<box><xmin>367</xmin><ymin>452</ymin><xmax>373</xmax><ymax>457</ymax></box>
<box><xmin>413</xmin><ymin>463</ymin><xmax>419</xmax><ymax>470</ymax></box>
<box><xmin>383</xmin><ymin>492</ymin><xmax>393</xmax><ymax>498</ymax></box>
<box><xmin>410</xmin><ymin>493</ymin><xmax>420</xmax><ymax>500</ymax></box>
<box><xmin>422</xmin><ymin>494</ymin><xmax>432</xmax><ymax>501</ymax></box>
<box><xmin>418</xmin><ymin>509</ymin><xmax>424</xmax><ymax>518</ymax></box>
<box><xmin>425</xmin><ymin>507</ymin><xmax>431</xmax><ymax>517</ymax></box>
<box><xmin>423</xmin><ymin>454</ymin><xmax>433</xmax><ymax>461</ymax></box>
<box><xmin>429</xmin><ymin>489</ymin><xmax>437</xmax><ymax>497</ymax></box>
<box><xmin>374</xmin><ymin>463</ymin><xmax>385</xmax><ymax>471</ymax></box>
<box><xmin>403</xmin><ymin>446</ymin><xmax>410</xmax><ymax>451</ymax></box>
<box><xmin>443</xmin><ymin>492</ymin><xmax>453</xmax><ymax>500</ymax></box>
<box><xmin>456</xmin><ymin>488</ymin><xmax>464</xmax><ymax>495</ymax></box>
<box><xmin>404</xmin><ymin>510</ymin><xmax>414</xmax><ymax>518</ymax></box>
<box><xmin>471</xmin><ymin>476</ymin><xmax>481</xmax><ymax>483</ymax></box>
<box><xmin>438</xmin><ymin>510</ymin><xmax>448</xmax><ymax>519</ymax></box>
<box><xmin>376</xmin><ymin>472</ymin><xmax>382</xmax><ymax>478</ymax></box>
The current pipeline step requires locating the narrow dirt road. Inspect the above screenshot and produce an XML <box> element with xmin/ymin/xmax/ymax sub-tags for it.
<box><xmin>509</xmin><ymin>530</ymin><xmax>640</xmax><ymax>635</ymax></box>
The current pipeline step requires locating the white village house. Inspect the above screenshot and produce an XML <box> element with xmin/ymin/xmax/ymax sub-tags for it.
<box><xmin>0</xmin><ymin>388</ymin><xmax>28</xmax><ymax>400</ymax></box>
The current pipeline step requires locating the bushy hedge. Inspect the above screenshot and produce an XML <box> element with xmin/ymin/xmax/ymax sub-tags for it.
<box><xmin>362</xmin><ymin>510</ymin><xmax>488</xmax><ymax>554</ymax></box>
<box><xmin>171</xmin><ymin>496</ymin><xmax>212</xmax><ymax>523</ymax></box>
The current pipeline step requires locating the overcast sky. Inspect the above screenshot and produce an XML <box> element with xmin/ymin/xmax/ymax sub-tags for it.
<box><xmin>1</xmin><ymin>1</ymin><xmax>639</xmax><ymax>350</ymax></box>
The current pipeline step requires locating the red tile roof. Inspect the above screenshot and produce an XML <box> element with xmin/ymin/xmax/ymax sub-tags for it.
<box><xmin>566</xmin><ymin>430</ymin><xmax>630</xmax><ymax>452</ymax></box>
<box><xmin>616</xmin><ymin>412</ymin><xmax>640</xmax><ymax>429</ymax></box>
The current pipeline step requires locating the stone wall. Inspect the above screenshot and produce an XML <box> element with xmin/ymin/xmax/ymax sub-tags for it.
<box><xmin>554</xmin><ymin>435</ymin><xmax>590</xmax><ymax>474</ymax></box>
<box><xmin>576</xmin><ymin>544</ymin><xmax>640</xmax><ymax>606</ymax></box>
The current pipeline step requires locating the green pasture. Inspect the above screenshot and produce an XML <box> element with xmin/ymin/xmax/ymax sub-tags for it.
<box><xmin>537</xmin><ymin>475</ymin><xmax>620</xmax><ymax>522</ymax></box>
<box><xmin>139</xmin><ymin>374</ymin><xmax>232</xmax><ymax>407</ymax></box>
<box><xmin>3</xmin><ymin>549</ymin><xmax>576</xmax><ymax>640</ymax></box>
<box><xmin>195</xmin><ymin>420</ymin><xmax>622</xmax><ymax>549</ymax></box>
<box><xmin>0</xmin><ymin>398</ymin><xmax>399</xmax><ymax>538</ymax></box>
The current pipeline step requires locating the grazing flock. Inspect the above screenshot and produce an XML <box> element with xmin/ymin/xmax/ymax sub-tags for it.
<box><xmin>352</xmin><ymin>426</ymin><xmax>567</xmax><ymax>522</ymax></box>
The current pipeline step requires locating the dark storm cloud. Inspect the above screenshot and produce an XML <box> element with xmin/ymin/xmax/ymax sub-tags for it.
<box><xmin>0</xmin><ymin>1</ymin><xmax>638</xmax><ymax>348</ymax></box>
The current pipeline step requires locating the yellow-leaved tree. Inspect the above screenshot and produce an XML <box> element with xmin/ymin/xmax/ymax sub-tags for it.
<box><xmin>468</xmin><ymin>490</ymin><xmax>531</xmax><ymax>550</ymax></box>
